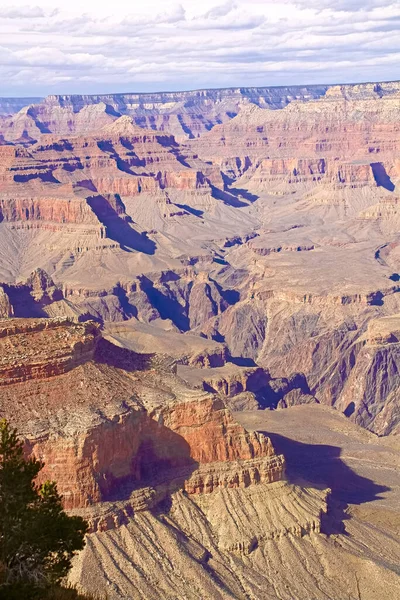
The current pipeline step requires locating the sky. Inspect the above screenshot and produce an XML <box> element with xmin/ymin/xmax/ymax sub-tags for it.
<box><xmin>0</xmin><ymin>0</ymin><xmax>399</xmax><ymax>97</ymax></box>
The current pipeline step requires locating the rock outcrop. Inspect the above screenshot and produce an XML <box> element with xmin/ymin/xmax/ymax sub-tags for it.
<box><xmin>0</xmin><ymin>317</ymin><xmax>99</xmax><ymax>385</ymax></box>
<box><xmin>177</xmin><ymin>363</ymin><xmax>316</xmax><ymax>411</ymax></box>
<box><xmin>0</xmin><ymin>317</ymin><xmax>284</xmax><ymax>511</ymax></box>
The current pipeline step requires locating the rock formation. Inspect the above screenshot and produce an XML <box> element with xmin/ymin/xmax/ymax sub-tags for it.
<box><xmin>1</xmin><ymin>79</ymin><xmax>400</xmax><ymax>438</ymax></box>
<box><xmin>1</xmin><ymin>316</ymin><xmax>399</xmax><ymax>599</ymax></box>
<box><xmin>0</xmin><ymin>318</ymin><xmax>284</xmax><ymax>510</ymax></box>
<box><xmin>0</xmin><ymin>85</ymin><xmax>328</xmax><ymax>143</ymax></box>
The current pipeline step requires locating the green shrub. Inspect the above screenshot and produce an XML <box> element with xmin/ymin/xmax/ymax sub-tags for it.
<box><xmin>0</xmin><ymin>419</ymin><xmax>89</xmax><ymax>599</ymax></box>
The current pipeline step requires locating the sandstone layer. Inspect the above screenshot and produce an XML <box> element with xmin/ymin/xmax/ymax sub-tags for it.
<box><xmin>69</xmin><ymin>405</ymin><xmax>400</xmax><ymax>600</ymax></box>
<box><xmin>0</xmin><ymin>318</ymin><xmax>284</xmax><ymax>511</ymax></box>
<box><xmin>0</xmin><ymin>85</ymin><xmax>328</xmax><ymax>143</ymax></box>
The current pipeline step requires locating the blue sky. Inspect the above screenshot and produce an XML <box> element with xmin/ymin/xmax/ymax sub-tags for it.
<box><xmin>0</xmin><ymin>0</ymin><xmax>399</xmax><ymax>96</ymax></box>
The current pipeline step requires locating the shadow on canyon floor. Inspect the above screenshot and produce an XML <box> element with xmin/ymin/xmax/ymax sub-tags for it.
<box><xmin>87</xmin><ymin>194</ymin><xmax>156</xmax><ymax>254</ymax></box>
<box><xmin>211</xmin><ymin>185</ymin><xmax>249</xmax><ymax>208</ymax></box>
<box><xmin>139</xmin><ymin>275</ymin><xmax>190</xmax><ymax>331</ymax></box>
<box><xmin>95</xmin><ymin>338</ymin><xmax>155</xmax><ymax>372</ymax></box>
<box><xmin>3</xmin><ymin>284</ymin><xmax>62</xmax><ymax>318</ymax></box>
<box><xmin>259</xmin><ymin>431</ymin><xmax>390</xmax><ymax>534</ymax></box>
<box><xmin>371</xmin><ymin>162</ymin><xmax>396</xmax><ymax>192</ymax></box>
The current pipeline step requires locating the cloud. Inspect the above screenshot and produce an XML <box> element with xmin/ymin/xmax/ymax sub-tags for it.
<box><xmin>289</xmin><ymin>0</ymin><xmax>391</xmax><ymax>10</ymax></box>
<box><xmin>121</xmin><ymin>3</ymin><xmax>186</xmax><ymax>27</ymax></box>
<box><xmin>0</xmin><ymin>0</ymin><xmax>400</xmax><ymax>95</ymax></box>
<box><xmin>14</xmin><ymin>47</ymin><xmax>107</xmax><ymax>68</ymax></box>
<box><xmin>24</xmin><ymin>4</ymin><xmax>187</xmax><ymax>35</ymax></box>
<box><xmin>0</xmin><ymin>5</ymin><xmax>45</xmax><ymax>18</ymax></box>
<box><xmin>204</xmin><ymin>1</ymin><xmax>237</xmax><ymax>19</ymax></box>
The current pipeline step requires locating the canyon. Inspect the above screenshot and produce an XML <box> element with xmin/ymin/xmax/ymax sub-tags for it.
<box><xmin>1</xmin><ymin>80</ymin><xmax>400</xmax><ymax>597</ymax></box>
<box><xmin>1</xmin><ymin>316</ymin><xmax>399</xmax><ymax>599</ymax></box>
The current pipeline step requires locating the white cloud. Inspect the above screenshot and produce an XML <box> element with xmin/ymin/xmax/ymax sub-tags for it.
<box><xmin>290</xmin><ymin>0</ymin><xmax>391</xmax><ymax>11</ymax></box>
<box><xmin>0</xmin><ymin>5</ymin><xmax>45</xmax><ymax>18</ymax></box>
<box><xmin>0</xmin><ymin>0</ymin><xmax>399</xmax><ymax>95</ymax></box>
<box><xmin>204</xmin><ymin>1</ymin><xmax>237</xmax><ymax>19</ymax></box>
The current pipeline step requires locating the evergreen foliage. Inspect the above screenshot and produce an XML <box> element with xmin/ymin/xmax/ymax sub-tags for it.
<box><xmin>0</xmin><ymin>419</ymin><xmax>88</xmax><ymax>599</ymax></box>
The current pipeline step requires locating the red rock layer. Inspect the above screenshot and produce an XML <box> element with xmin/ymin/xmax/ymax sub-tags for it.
<box><xmin>27</xmin><ymin>395</ymin><xmax>281</xmax><ymax>509</ymax></box>
<box><xmin>0</xmin><ymin>195</ymin><xmax>99</xmax><ymax>224</ymax></box>
<box><xmin>162</xmin><ymin>396</ymin><xmax>273</xmax><ymax>463</ymax></box>
<box><xmin>196</xmin><ymin>94</ymin><xmax>400</xmax><ymax>162</ymax></box>
<box><xmin>0</xmin><ymin>318</ymin><xmax>284</xmax><ymax>509</ymax></box>
<box><xmin>241</xmin><ymin>157</ymin><xmax>377</xmax><ymax>189</ymax></box>
<box><xmin>0</xmin><ymin>318</ymin><xmax>100</xmax><ymax>385</ymax></box>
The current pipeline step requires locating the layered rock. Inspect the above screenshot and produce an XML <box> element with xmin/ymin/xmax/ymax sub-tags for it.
<box><xmin>238</xmin><ymin>157</ymin><xmax>379</xmax><ymax>194</ymax></box>
<box><xmin>177</xmin><ymin>363</ymin><xmax>316</xmax><ymax>412</ymax></box>
<box><xmin>0</xmin><ymin>317</ymin><xmax>284</xmax><ymax>510</ymax></box>
<box><xmin>1</xmin><ymin>80</ymin><xmax>400</xmax><ymax>598</ymax></box>
<box><xmin>328</xmin><ymin>315</ymin><xmax>400</xmax><ymax>435</ymax></box>
<box><xmin>0</xmin><ymin>193</ymin><xmax>100</xmax><ymax>226</ymax></box>
<box><xmin>0</xmin><ymin>318</ymin><xmax>99</xmax><ymax>385</ymax></box>
<box><xmin>66</xmin><ymin>403</ymin><xmax>400</xmax><ymax>600</ymax></box>
<box><xmin>0</xmin><ymin>85</ymin><xmax>329</xmax><ymax>143</ymax></box>
<box><xmin>196</xmin><ymin>86</ymin><xmax>400</xmax><ymax>165</ymax></box>
<box><xmin>1</xmin><ymin>79</ymin><xmax>400</xmax><ymax>438</ymax></box>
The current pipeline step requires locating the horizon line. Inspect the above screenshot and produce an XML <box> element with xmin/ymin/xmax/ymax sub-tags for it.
<box><xmin>1</xmin><ymin>77</ymin><xmax>400</xmax><ymax>100</ymax></box>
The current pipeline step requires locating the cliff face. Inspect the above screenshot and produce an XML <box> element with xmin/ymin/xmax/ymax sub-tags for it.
<box><xmin>26</xmin><ymin>395</ymin><xmax>283</xmax><ymax>509</ymax></box>
<box><xmin>0</xmin><ymin>317</ymin><xmax>284</xmax><ymax>511</ymax></box>
<box><xmin>0</xmin><ymin>319</ymin><xmax>399</xmax><ymax>600</ymax></box>
<box><xmin>1</xmin><ymin>82</ymin><xmax>393</xmax><ymax>146</ymax></box>
<box><xmin>238</xmin><ymin>158</ymin><xmax>378</xmax><ymax>193</ymax></box>
<box><xmin>43</xmin><ymin>85</ymin><xmax>329</xmax><ymax>110</ymax></box>
<box><xmin>0</xmin><ymin>318</ymin><xmax>98</xmax><ymax>384</ymax></box>
<box><xmin>328</xmin><ymin>315</ymin><xmax>400</xmax><ymax>435</ymax></box>
<box><xmin>5</xmin><ymin>316</ymin><xmax>388</xmax><ymax>600</ymax></box>
<box><xmin>196</xmin><ymin>85</ymin><xmax>400</xmax><ymax>159</ymax></box>
<box><xmin>0</xmin><ymin>116</ymin><xmax>224</xmax><ymax>234</ymax></box>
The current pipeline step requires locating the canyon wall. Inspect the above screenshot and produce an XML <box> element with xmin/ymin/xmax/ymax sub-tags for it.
<box><xmin>1</xmin><ymin>80</ymin><xmax>400</xmax><ymax>598</ymax></box>
<box><xmin>0</xmin><ymin>80</ymin><xmax>400</xmax><ymax>437</ymax></box>
<box><xmin>0</xmin><ymin>85</ymin><xmax>329</xmax><ymax>143</ymax></box>
<box><xmin>0</xmin><ymin>317</ymin><xmax>285</xmax><ymax>511</ymax></box>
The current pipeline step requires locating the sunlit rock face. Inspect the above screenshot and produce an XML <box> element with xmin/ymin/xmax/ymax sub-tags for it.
<box><xmin>1</xmin><ymin>81</ymin><xmax>400</xmax><ymax>433</ymax></box>
<box><xmin>0</xmin><ymin>317</ymin><xmax>284</xmax><ymax>510</ymax></box>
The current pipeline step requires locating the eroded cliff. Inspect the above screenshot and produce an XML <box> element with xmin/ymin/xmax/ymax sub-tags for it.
<box><xmin>2</xmin><ymin>316</ymin><xmax>399</xmax><ymax>600</ymax></box>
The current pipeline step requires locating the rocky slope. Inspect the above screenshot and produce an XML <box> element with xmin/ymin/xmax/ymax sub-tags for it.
<box><xmin>1</xmin><ymin>317</ymin><xmax>399</xmax><ymax>599</ymax></box>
